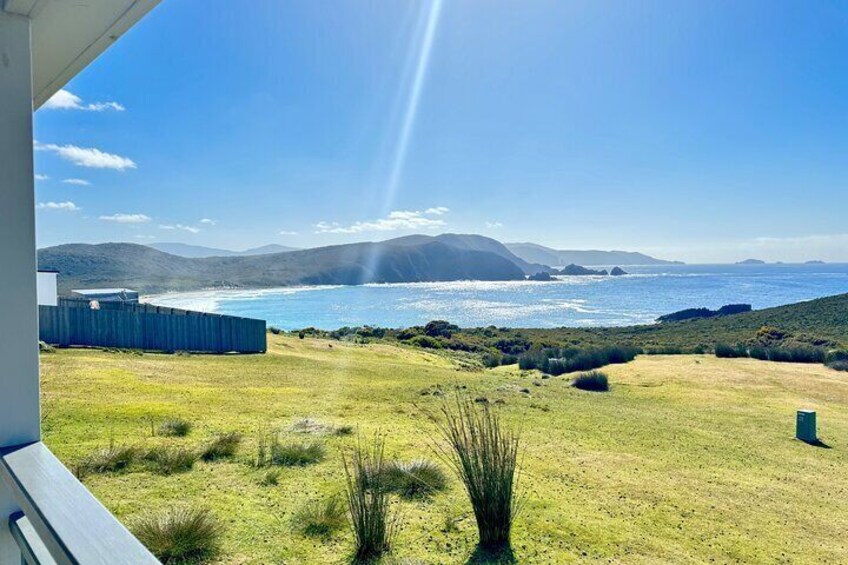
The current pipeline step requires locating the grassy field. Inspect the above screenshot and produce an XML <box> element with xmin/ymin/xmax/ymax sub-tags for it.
<box><xmin>41</xmin><ymin>335</ymin><xmax>848</xmax><ymax>563</ymax></box>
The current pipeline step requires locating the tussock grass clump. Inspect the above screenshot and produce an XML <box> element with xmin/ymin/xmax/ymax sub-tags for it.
<box><xmin>292</xmin><ymin>496</ymin><xmax>348</xmax><ymax>537</ymax></box>
<box><xmin>257</xmin><ymin>433</ymin><xmax>326</xmax><ymax>467</ymax></box>
<box><xmin>200</xmin><ymin>432</ymin><xmax>242</xmax><ymax>461</ymax></box>
<box><xmin>377</xmin><ymin>459</ymin><xmax>448</xmax><ymax>498</ymax></box>
<box><xmin>77</xmin><ymin>444</ymin><xmax>139</xmax><ymax>476</ymax></box>
<box><xmin>259</xmin><ymin>469</ymin><xmax>281</xmax><ymax>486</ymax></box>
<box><xmin>573</xmin><ymin>371</ymin><xmax>609</xmax><ymax>392</ymax></box>
<box><xmin>158</xmin><ymin>418</ymin><xmax>192</xmax><ymax>437</ymax></box>
<box><xmin>344</xmin><ymin>436</ymin><xmax>397</xmax><ymax>562</ymax></box>
<box><xmin>435</xmin><ymin>397</ymin><xmax>522</xmax><ymax>551</ymax></box>
<box><xmin>133</xmin><ymin>507</ymin><xmax>222</xmax><ymax>564</ymax></box>
<box><xmin>144</xmin><ymin>446</ymin><xmax>199</xmax><ymax>475</ymax></box>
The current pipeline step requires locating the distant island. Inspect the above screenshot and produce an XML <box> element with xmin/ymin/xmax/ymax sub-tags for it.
<box><xmin>505</xmin><ymin>242</ymin><xmax>682</xmax><ymax>266</ymax></box>
<box><xmin>805</xmin><ymin>260</ymin><xmax>826</xmax><ymax>265</ymax></box>
<box><xmin>736</xmin><ymin>258</ymin><xmax>766</xmax><ymax>265</ymax></box>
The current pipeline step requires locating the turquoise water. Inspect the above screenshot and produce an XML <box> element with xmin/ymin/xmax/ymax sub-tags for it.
<box><xmin>149</xmin><ymin>264</ymin><xmax>848</xmax><ymax>330</ymax></box>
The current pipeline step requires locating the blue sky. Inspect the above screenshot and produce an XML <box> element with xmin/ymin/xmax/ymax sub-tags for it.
<box><xmin>34</xmin><ymin>1</ymin><xmax>848</xmax><ymax>263</ymax></box>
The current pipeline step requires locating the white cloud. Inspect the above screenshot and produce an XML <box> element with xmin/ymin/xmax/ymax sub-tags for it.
<box><xmin>35</xmin><ymin>141</ymin><xmax>136</xmax><ymax>170</ymax></box>
<box><xmin>199</xmin><ymin>218</ymin><xmax>217</xmax><ymax>226</ymax></box>
<box><xmin>37</xmin><ymin>201</ymin><xmax>80</xmax><ymax>212</ymax></box>
<box><xmin>35</xmin><ymin>174</ymin><xmax>50</xmax><ymax>181</ymax></box>
<box><xmin>135</xmin><ymin>235</ymin><xmax>157</xmax><ymax>240</ymax></box>
<box><xmin>314</xmin><ymin>207</ymin><xmax>449</xmax><ymax>234</ymax></box>
<box><xmin>159</xmin><ymin>224</ymin><xmax>200</xmax><ymax>234</ymax></box>
<box><xmin>485</xmin><ymin>221</ymin><xmax>503</xmax><ymax>229</ymax></box>
<box><xmin>62</xmin><ymin>178</ymin><xmax>91</xmax><ymax>186</ymax></box>
<box><xmin>42</xmin><ymin>89</ymin><xmax>125</xmax><ymax>112</ymax></box>
<box><xmin>100</xmin><ymin>213</ymin><xmax>151</xmax><ymax>224</ymax></box>
<box><xmin>278</xmin><ymin>230</ymin><xmax>298</xmax><ymax>236</ymax></box>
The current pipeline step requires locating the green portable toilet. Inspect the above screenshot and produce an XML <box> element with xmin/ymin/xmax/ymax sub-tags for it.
<box><xmin>796</xmin><ymin>410</ymin><xmax>817</xmax><ymax>443</ymax></box>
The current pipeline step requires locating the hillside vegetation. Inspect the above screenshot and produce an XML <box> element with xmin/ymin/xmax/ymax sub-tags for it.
<box><xmin>41</xmin><ymin>335</ymin><xmax>848</xmax><ymax>563</ymax></box>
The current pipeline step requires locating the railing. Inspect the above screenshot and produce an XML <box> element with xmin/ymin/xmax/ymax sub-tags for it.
<box><xmin>1</xmin><ymin>442</ymin><xmax>159</xmax><ymax>564</ymax></box>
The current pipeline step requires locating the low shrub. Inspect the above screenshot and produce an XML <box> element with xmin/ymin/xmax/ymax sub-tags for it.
<box><xmin>435</xmin><ymin>396</ymin><xmax>522</xmax><ymax>551</ymax></box>
<box><xmin>144</xmin><ymin>446</ymin><xmax>199</xmax><ymax>475</ymax></box>
<box><xmin>481</xmin><ymin>353</ymin><xmax>501</xmax><ymax>368</ymax></box>
<box><xmin>77</xmin><ymin>444</ymin><xmax>139</xmax><ymax>476</ymax></box>
<box><xmin>409</xmin><ymin>335</ymin><xmax>441</xmax><ymax>349</ymax></box>
<box><xmin>377</xmin><ymin>459</ymin><xmax>448</xmax><ymax>498</ymax></box>
<box><xmin>344</xmin><ymin>436</ymin><xmax>396</xmax><ymax>561</ymax></box>
<box><xmin>500</xmin><ymin>354</ymin><xmax>518</xmax><ymax>366</ymax></box>
<box><xmin>200</xmin><ymin>432</ymin><xmax>242</xmax><ymax>461</ymax></box>
<box><xmin>133</xmin><ymin>507</ymin><xmax>223</xmax><ymax>564</ymax></box>
<box><xmin>826</xmin><ymin>350</ymin><xmax>848</xmax><ymax>363</ymax></box>
<box><xmin>158</xmin><ymin>418</ymin><xmax>192</xmax><ymax>437</ymax></box>
<box><xmin>826</xmin><ymin>360</ymin><xmax>848</xmax><ymax>372</ymax></box>
<box><xmin>573</xmin><ymin>371</ymin><xmax>609</xmax><ymax>392</ymax></box>
<box><xmin>268</xmin><ymin>326</ymin><xmax>283</xmax><ymax>335</ymax></box>
<box><xmin>292</xmin><ymin>496</ymin><xmax>348</xmax><ymax>537</ymax></box>
<box><xmin>715</xmin><ymin>343</ymin><xmax>748</xmax><ymax>358</ymax></box>
<box><xmin>519</xmin><ymin>345</ymin><xmax>638</xmax><ymax>375</ymax></box>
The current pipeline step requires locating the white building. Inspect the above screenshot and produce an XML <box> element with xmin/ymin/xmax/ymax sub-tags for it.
<box><xmin>36</xmin><ymin>270</ymin><xmax>58</xmax><ymax>306</ymax></box>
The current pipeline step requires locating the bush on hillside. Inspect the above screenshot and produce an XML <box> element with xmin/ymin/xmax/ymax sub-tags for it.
<box><xmin>424</xmin><ymin>320</ymin><xmax>459</xmax><ymax>339</ymax></box>
<box><xmin>518</xmin><ymin>345</ymin><xmax>638</xmax><ymax>375</ymax></box>
<box><xmin>714</xmin><ymin>343</ymin><xmax>748</xmax><ymax>358</ymax></box>
<box><xmin>409</xmin><ymin>335</ymin><xmax>442</xmax><ymax>349</ymax></box>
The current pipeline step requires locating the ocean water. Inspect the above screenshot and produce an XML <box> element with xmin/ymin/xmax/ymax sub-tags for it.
<box><xmin>149</xmin><ymin>264</ymin><xmax>848</xmax><ymax>330</ymax></box>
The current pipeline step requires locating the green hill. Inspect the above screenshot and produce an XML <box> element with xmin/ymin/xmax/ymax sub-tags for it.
<box><xmin>38</xmin><ymin>238</ymin><xmax>527</xmax><ymax>294</ymax></box>
<box><xmin>386</xmin><ymin>293</ymin><xmax>848</xmax><ymax>353</ymax></box>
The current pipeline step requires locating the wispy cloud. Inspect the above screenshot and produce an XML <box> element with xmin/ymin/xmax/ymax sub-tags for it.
<box><xmin>62</xmin><ymin>178</ymin><xmax>91</xmax><ymax>186</ymax></box>
<box><xmin>279</xmin><ymin>230</ymin><xmax>298</xmax><ymax>236</ymax></box>
<box><xmin>35</xmin><ymin>174</ymin><xmax>50</xmax><ymax>181</ymax></box>
<box><xmin>314</xmin><ymin>207</ymin><xmax>449</xmax><ymax>234</ymax></box>
<box><xmin>100</xmin><ymin>213</ymin><xmax>151</xmax><ymax>224</ymax></box>
<box><xmin>199</xmin><ymin>218</ymin><xmax>217</xmax><ymax>226</ymax></box>
<box><xmin>35</xmin><ymin>141</ymin><xmax>136</xmax><ymax>170</ymax></box>
<box><xmin>485</xmin><ymin>221</ymin><xmax>503</xmax><ymax>229</ymax></box>
<box><xmin>135</xmin><ymin>235</ymin><xmax>157</xmax><ymax>240</ymax></box>
<box><xmin>38</xmin><ymin>201</ymin><xmax>80</xmax><ymax>212</ymax></box>
<box><xmin>159</xmin><ymin>224</ymin><xmax>200</xmax><ymax>234</ymax></box>
<box><xmin>42</xmin><ymin>89</ymin><xmax>125</xmax><ymax>112</ymax></box>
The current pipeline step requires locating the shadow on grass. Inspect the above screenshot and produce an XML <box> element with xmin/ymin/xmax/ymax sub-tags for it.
<box><xmin>465</xmin><ymin>544</ymin><xmax>516</xmax><ymax>565</ymax></box>
<box><xmin>800</xmin><ymin>438</ymin><xmax>832</xmax><ymax>449</ymax></box>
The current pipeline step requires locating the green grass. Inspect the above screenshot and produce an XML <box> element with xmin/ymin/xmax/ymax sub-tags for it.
<box><xmin>41</xmin><ymin>334</ymin><xmax>848</xmax><ymax>563</ymax></box>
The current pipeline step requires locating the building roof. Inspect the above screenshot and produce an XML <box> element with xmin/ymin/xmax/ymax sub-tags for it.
<box><xmin>2</xmin><ymin>0</ymin><xmax>160</xmax><ymax>109</ymax></box>
<box><xmin>71</xmin><ymin>288</ymin><xmax>137</xmax><ymax>296</ymax></box>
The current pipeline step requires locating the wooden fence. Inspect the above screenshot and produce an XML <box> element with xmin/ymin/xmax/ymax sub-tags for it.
<box><xmin>40</xmin><ymin>302</ymin><xmax>266</xmax><ymax>353</ymax></box>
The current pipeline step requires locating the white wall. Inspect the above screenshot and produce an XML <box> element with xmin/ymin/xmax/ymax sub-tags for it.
<box><xmin>0</xmin><ymin>11</ymin><xmax>41</xmax><ymax>563</ymax></box>
<box><xmin>37</xmin><ymin>272</ymin><xmax>58</xmax><ymax>306</ymax></box>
